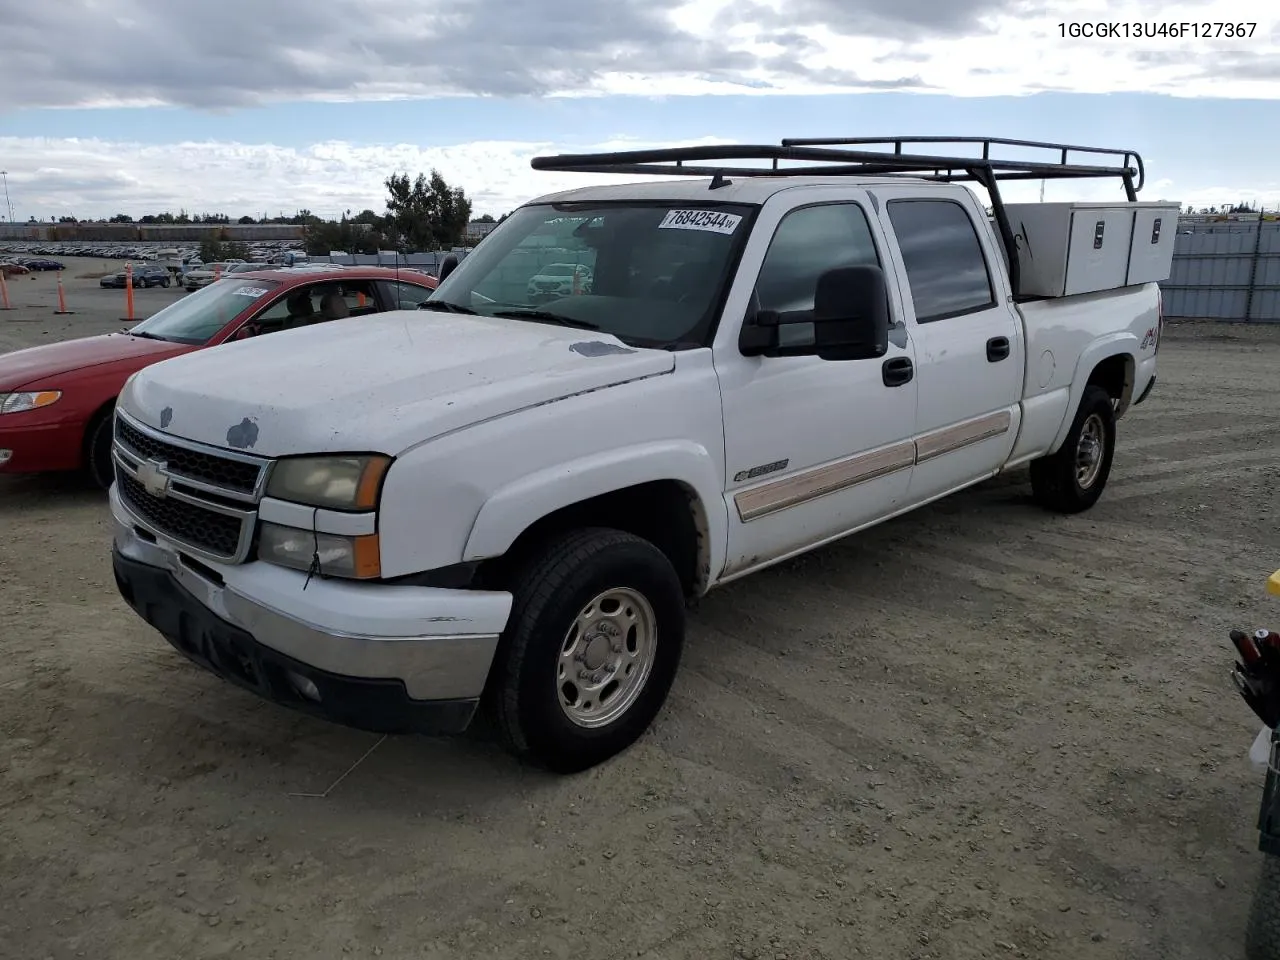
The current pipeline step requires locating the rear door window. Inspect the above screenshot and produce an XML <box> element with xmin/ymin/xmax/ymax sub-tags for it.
<box><xmin>886</xmin><ymin>199</ymin><xmax>995</xmax><ymax>322</ymax></box>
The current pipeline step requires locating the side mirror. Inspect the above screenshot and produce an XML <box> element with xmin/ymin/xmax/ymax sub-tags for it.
<box><xmin>739</xmin><ymin>264</ymin><xmax>891</xmax><ymax>361</ymax></box>
<box><xmin>438</xmin><ymin>254</ymin><xmax>460</xmax><ymax>282</ymax></box>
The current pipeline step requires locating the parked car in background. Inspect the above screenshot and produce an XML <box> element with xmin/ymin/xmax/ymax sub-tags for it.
<box><xmin>100</xmin><ymin>265</ymin><xmax>172</xmax><ymax>289</ymax></box>
<box><xmin>21</xmin><ymin>258</ymin><xmax>65</xmax><ymax>272</ymax></box>
<box><xmin>1</xmin><ymin>261</ymin><xmax>31</xmax><ymax>277</ymax></box>
<box><xmin>526</xmin><ymin>261</ymin><xmax>593</xmax><ymax>300</ymax></box>
<box><xmin>0</xmin><ymin>266</ymin><xmax>437</xmax><ymax>489</ymax></box>
<box><xmin>182</xmin><ymin>263</ymin><xmax>231</xmax><ymax>290</ymax></box>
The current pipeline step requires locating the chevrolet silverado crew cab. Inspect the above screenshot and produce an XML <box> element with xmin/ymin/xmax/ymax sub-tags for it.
<box><xmin>108</xmin><ymin>137</ymin><xmax>1171</xmax><ymax>773</ymax></box>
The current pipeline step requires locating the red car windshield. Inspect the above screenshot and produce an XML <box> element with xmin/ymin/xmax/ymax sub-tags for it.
<box><xmin>127</xmin><ymin>278</ymin><xmax>283</xmax><ymax>345</ymax></box>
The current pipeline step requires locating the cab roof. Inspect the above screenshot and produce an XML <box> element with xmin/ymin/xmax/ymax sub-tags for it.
<box><xmin>527</xmin><ymin>175</ymin><xmax>938</xmax><ymax>207</ymax></box>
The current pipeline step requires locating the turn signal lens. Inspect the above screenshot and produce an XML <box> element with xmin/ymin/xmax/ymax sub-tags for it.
<box><xmin>0</xmin><ymin>391</ymin><xmax>63</xmax><ymax>415</ymax></box>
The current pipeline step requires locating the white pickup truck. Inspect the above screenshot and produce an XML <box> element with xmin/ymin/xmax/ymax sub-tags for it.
<box><xmin>108</xmin><ymin>138</ymin><xmax>1169</xmax><ymax>773</ymax></box>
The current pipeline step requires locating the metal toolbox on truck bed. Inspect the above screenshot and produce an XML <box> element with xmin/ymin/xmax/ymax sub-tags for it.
<box><xmin>1005</xmin><ymin>201</ymin><xmax>1181</xmax><ymax>297</ymax></box>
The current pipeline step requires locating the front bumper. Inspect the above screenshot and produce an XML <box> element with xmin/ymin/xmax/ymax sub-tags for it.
<box><xmin>111</xmin><ymin>491</ymin><xmax>514</xmax><ymax>736</ymax></box>
<box><xmin>0</xmin><ymin>416</ymin><xmax>83</xmax><ymax>473</ymax></box>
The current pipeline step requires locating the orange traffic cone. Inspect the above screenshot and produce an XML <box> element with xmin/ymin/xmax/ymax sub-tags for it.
<box><xmin>53</xmin><ymin>270</ymin><xmax>74</xmax><ymax>314</ymax></box>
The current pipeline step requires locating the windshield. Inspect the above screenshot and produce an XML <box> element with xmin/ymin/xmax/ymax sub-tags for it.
<box><xmin>427</xmin><ymin>201</ymin><xmax>755</xmax><ymax>348</ymax></box>
<box><xmin>128</xmin><ymin>278</ymin><xmax>282</xmax><ymax>345</ymax></box>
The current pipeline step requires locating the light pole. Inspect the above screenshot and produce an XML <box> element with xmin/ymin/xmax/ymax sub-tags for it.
<box><xmin>0</xmin><ymin>171</ymin><xmax>11</xmax><ymax>222</ymax></box>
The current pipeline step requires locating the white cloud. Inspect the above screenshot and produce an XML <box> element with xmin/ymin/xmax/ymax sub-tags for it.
<box><xmin>0</xmin><ymin>0</ymin><xmax>1275</xmax><ymax>107</ymax></box>
<box><xmin>1</xmin><ymin>0</ymin><xmax>1274</xmax><ymax>219</ymax></box>
<box><xmin>0</xmin><ymin>135</ymin><xmax>1267</xmax><ymax>223</ymax></box>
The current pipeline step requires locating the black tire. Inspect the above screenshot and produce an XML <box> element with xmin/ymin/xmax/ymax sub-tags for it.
<box><xmin>1029</xmin><ymin>384</ymin><xmax>1116</xmax><ymax>514</ymax></box>
<box><xmin>161</xmin><ymin>277</ymin><xmax>170</xmax><ymax>288</ymax></box>
<box><xmin>1247</xmin><ymin>853</ymin><xmax>1280</xmax><ymax>960</ymax></box>
<box><xmin>84</xmin><ymin>408</ymin><xmax>116</xmax><ymax>491</ymax></box>
<box><xmin>487</xmin><ymin>528</ymin><xmax>685</xmax><ymax>774</ymax></box>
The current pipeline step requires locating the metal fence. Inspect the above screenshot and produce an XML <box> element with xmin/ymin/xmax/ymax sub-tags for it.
<box><xmin>1163</xmin><ymin>220</ymin><xmax>1280</xmax><ymax>322</ymax></box>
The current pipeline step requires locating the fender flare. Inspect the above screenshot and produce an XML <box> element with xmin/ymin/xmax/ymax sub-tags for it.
<box><xmin>463</xmin><ymin>440</ymin><xmax>727</xmax><ymax>583</ymax></box>
<box><xmin>1049</xmin><ymin>333</ymin><xmax>1139</xmax><ymax>453</ymax></box>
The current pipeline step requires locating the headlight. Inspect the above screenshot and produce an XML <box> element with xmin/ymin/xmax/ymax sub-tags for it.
<box><xmin>0</xmin><ymin>391</ymin><xmax>62</xmax><ymax>415</ymax></box>
<box><xmin>265</xmin><ymin>454</ymin><xmax>390</xmax><ymax>511</ymax></box>
<box><xmin>258</xmin><ymin>522</ymin><xmax>381</xmax><ymax>579</ymax></box>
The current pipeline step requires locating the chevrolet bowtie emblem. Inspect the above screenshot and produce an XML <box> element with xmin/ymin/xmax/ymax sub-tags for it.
<box><xmin>137</xmin><ymin>458</ymin><xmax>171</xmax><ymax>498</ymax></box>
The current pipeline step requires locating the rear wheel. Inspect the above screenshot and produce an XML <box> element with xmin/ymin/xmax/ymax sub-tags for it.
<box><xmin>486</xmin><ymin>528</ymin><xmax>685</xmax><ymax>773</ymax></box>
<box><xmin>1029</xmin><ymin>384</ymin><xmax>1116</xmax><ymax>514</ymax></box>
<box><xmin>1247</xmin><ymin>853</ymin><xmax>1280</xmax><ymax>960</ymax></box>
<box><xmin>84</xmin><ymin>408</ymin><xmax>116</xmax><ymax>491</ymax></box>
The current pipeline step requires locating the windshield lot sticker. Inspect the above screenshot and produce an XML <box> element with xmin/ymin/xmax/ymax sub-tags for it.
<box><xmin>233</xmin><ymin>286</ymin><xmax>270</xmax><ymax>297</ymax></box>
<box><xmin>659</xmin><ymin>209</ymin><xmax>743</xmax><ymax>235</ymax></box>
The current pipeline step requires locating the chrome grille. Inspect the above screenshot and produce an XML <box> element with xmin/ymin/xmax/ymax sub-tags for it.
<box><xmin>115</xmin><ymin>417</ymin><xmax>261</xmax><ymax>494</ymax></box>
<box><xmin>117</xmin><ymin>472</ymin><xmax>243</xmax><ymax>557</ymax></box>
<box><xmin>113</xmin><ymin>410</ymin><xmax>268</xmax><ymax>564</ymax></box>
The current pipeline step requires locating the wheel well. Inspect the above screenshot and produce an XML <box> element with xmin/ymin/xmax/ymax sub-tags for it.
<box><xmin>81</xmin><ymin>399</ymin><xmax>116</xmax><ymax>462</ymax></box>
<box><xmin>1086</xmin><ymin>354</ymin><xmax>1134</xmax><ymax>409</ymax></box>
<box><xmin>479</xmin><ymin>480</ymin><xmax>710</xmax><ymax>599</ymax></box>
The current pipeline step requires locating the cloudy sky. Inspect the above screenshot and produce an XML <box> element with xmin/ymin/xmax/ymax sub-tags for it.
<box><xmin>0</xmin><ymin>0</ymin><xmax>1276</xmax><ymax>221</ymax></box>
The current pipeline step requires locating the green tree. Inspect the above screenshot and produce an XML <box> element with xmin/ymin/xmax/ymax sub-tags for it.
<box><xmin>198</xmin><ymin>238</ymin><xmax>224</xmax><ymax>262</ymax></box>
<box><xmin>223</xmin><ymin>241</ymin><xmax>252</xmax><ymax>260</ymax></box>
<box><xmin>109</xmin><ymin>213</ymin><xmax>134</xmax><ymax>223</ymax></box>
<box><xmin>384</xmin><ymin>169</ymin><xmax>472</xmax><ymax>251</ymax></box>
<box><xmin>238</xmin><ymin>215</ymin><xmax>257</xmax><ymax>224</ymax></box>
<box><xmin>303</xmin><ymin>215</ymin><xmax>392</xmax><ymax>256</ymax></box>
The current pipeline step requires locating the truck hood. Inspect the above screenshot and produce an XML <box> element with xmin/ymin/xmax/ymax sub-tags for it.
<box><xmin>120</xmin><ymin>311</ymin><xmax>676</xmax><ymax>456</ymax></box>
<box><xmin>0</xmin><ymin>331</ymin><xmax>189</xmax><ymax>390</ymax></box>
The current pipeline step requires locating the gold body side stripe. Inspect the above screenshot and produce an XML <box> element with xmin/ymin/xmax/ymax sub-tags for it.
<box><xmin>914</xmin><ymin>409</ymin><xmax>1013</xmax><ymax>463</ymax></box>
<box><xmin>733</xmin><ymin>409</ymin><xmax>1012</xmax><ymax>523</ymax></box>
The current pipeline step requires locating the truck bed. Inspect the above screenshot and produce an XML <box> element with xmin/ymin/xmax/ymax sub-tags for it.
<box><xmin>1007</xmin><ymin>282</ymin><xmax>1160</xmax><ymax>466</ymax></box>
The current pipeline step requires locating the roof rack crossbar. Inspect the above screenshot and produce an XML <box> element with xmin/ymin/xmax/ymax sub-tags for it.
<box><xmin>778</xmin><ymin>135</ymin><xmax>1144</xmax><ymax>191</ymax></box>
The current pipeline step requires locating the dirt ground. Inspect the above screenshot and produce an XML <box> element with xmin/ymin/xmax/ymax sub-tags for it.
<box><xmin>1</xmin><ymin>271</ymin><xmax>1277</xmax><ymax>959</ymax></box>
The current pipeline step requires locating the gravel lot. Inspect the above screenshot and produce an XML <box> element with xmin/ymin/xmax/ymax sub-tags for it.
<box><xmin>1</xmin><ymin>265</ymin><xmax>1276</xmax><ymax>959</ymax></box>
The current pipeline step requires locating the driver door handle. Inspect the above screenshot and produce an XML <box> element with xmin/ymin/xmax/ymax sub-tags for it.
<box><xmin>987</xmin><ymin>336</ymin><xmax>1011</xmax><ymax>362</ymax></box>
<box><xmin>882</xmin><ymin>356</ymin><xmax>914</xmax><ymax>388</ymax></box>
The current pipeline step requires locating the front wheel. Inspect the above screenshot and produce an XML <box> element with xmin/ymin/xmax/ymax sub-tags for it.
<box><xmin>487</xmin><ymin>528</ymin><xmax>685</xmax><ymax>773</ymax></box>
<box><xmin>1029</xmin><ymin>384</ymin><xmax>1116</xmax><ymax>514</ymax></box>
<box><xmin>84</xmin><ymin>409</ymin><xmax>116</xmax><ymax>491</ymax></box>
<box><xmin>161</xmin><ymin>277</ymin><xmax>170</xmax><ymax>288</ymax></box>
<box><xmin>1247</xmin><ymin>853</ymin><xmax>1280</xmax><ymax>960</ymax></box>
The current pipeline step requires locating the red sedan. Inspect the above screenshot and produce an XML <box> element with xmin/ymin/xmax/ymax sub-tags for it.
<box><xmin>0</xmin><ymin>266</ymin><xmax>438</xmax><ymax>488</ymax></box>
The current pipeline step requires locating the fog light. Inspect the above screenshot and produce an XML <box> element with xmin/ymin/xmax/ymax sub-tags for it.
<box><xmin>0</xmin><ymin>450</ymin><xmax>12</xmax><ymax>465</ymax></box>
<box><xmin>288</xmin><ymin>672</ymin><xmax>321</xmax><ymax>702</ymax></box>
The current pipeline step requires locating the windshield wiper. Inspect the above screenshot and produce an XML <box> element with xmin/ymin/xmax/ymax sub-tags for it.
<box><xmin>490</xmin><ymin>309</ymin><xmax>599</xmax><ymax>330</ymax></box>
<box><xmin>125</xmin><ymin>329</ymin><xmax>167</xmax><ymax>341</ymax></box>
<box><xmin>419</xmin><ymin>300</ymin><xmax>478</xmax><ymax>315</ymax></box>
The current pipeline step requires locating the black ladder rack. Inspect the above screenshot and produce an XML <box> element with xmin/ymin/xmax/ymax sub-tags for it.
<box><xmin>529</xmin><ymin>136</ymin><xmax>1146</xmax><ymax>295</ymax></box>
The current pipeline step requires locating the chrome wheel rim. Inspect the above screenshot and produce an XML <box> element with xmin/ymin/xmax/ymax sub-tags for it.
<box><xmin>1075</xmin><ymin>413</ymin><xmax>1106</xmax><ymax>488</ymax></box>
<box><xmin>557</xmin><ymin>587</ymin><xmax>657</xmax><ymax>729</ymax></box>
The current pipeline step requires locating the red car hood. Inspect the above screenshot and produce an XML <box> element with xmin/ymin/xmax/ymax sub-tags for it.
<box><xmin>0</xmin><ymin>332</ymin><xmax>193</xmax><ymax>390</ymax></box>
